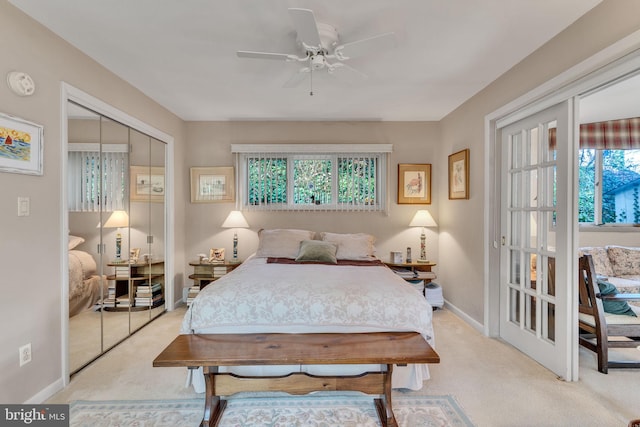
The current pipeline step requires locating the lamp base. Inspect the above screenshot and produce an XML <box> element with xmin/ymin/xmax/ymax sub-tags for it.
<box><xmin>416</xmin><ymin>258</ymin><xmax>431</xmax><ymax>263</ymax></box>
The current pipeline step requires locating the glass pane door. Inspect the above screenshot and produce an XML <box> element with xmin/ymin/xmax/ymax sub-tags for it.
<box><xmin>500</xmin><ymin>101</ymin><xmax>571</xmax><ymax>378</ymax></box>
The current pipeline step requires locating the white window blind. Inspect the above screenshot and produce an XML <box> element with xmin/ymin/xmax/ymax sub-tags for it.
<box><xmin>233</xmin><ymin>144</ymin><xmax>390</xmax><ymax>212</ymax></box>
<box><xmin>68</xmin><ymin>143</ymin><xmax>128</xmax><ymax>212</ymax></box>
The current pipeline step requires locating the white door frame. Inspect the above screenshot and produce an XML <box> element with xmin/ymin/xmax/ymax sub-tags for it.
<box><xmin>484</xmin><ymin>31</ymin><xmax>640</xmax><ymax>381</ymax></box>
<box><xmin>59</xmin><ymin>82</ymin><xmax>175</xmax><ymax>386</ymax></box>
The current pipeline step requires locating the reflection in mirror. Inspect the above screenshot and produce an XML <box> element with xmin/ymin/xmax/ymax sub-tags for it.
<box><xmin>67</xmin><ymin>100</ymin><xmax>167</xmax><ymax>375</ymax></box>
<box><xmin>67</xmin><ymin>102</ymin><xmax>106</xmax><ymax>373</ymax></box>
<box><xmin>100</xmin><ymin>116</ymin><xmax>131</xmax><ymax>351</ymax></box>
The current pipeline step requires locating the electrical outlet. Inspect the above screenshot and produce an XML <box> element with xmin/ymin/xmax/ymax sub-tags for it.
<box><xmin>19</xmin><ymin>343</ymin><xmax>32</xmax><ymax>367</ymax></box>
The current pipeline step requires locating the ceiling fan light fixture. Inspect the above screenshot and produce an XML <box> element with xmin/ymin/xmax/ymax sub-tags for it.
<box><xmin>311</xmin><ymin>54</ymin><xmax>325</xmax><ymax>70</ymax></box>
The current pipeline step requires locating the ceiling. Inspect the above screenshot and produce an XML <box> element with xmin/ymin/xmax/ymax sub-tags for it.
<box><xmin>10</xmin><ymin>0</ymin><xmax>605</xmax><ymax>122</ymax></box>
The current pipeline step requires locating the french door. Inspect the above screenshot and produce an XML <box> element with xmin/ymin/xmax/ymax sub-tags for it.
<box><xmin>499</xmin><ymin>101</ymin><xmax>574</xmax><ymax>379</ymax></box>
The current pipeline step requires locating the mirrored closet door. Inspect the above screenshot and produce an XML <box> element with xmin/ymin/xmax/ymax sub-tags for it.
<box><xmin>67</xmin><ymin>101</ymin><xmax>166</xmax><ymax>374</ymax></box>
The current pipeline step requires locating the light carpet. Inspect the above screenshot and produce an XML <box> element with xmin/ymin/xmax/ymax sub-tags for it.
<box><xmin>70</xmin><ymin>394</ymin><xmax>475</xmax><ymax>426</ymax></box>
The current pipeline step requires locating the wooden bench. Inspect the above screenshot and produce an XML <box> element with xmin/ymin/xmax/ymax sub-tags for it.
<box><xmin>153</xmin><ymin>332</ymin><xmax>440</xmax><ymax>427</ymax></box>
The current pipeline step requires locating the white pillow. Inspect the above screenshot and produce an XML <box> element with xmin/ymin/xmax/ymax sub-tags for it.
<box><xmin>68</xmin><ymin>235</ymin><xmax>85</xmax><ymax>250</ymax></box>
<box><xmin>319</xmin><ymin>232</ymin><xmax>376</xmax><ymax>260</ymax></box>
<box><xmin>255</xmin><ymin>229</ymin><xmax>316</xmax><ymax>259</ymax></box>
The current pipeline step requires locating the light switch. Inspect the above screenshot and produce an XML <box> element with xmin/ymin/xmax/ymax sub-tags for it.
<box><xmin>18</xmin><ymin>197</ymin><xmax>30</xmax><ymax>217</ymax></box>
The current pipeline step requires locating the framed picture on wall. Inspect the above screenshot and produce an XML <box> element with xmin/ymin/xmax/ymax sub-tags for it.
<box><xmin>130</xmin><ymin>166</ymin><xmax>165</xmax><ymax>202</ymax></box>
<box><xmin>448</xmin><ymin>149</ymin><xmax>470</xmax><ymax>200</ymax></box>
<box><xmin>0</xmin><ymin>112</ymin><xmax>44</xmax><ymax>175</ymax></box>
<box><xmin>190</xmin><ymin>166</ymin><xmax>235</xmax><ymax>203</ymax></box>
<box><xmin>397</xmin><ymin>163</ymin><xmax>431</xmax><ymax>204</ymax></box>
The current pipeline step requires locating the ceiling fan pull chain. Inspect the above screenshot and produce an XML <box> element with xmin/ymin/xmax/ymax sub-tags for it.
<box><xmin>309</xmin><ymin>60</ymin><xmax>314</xmax><ymax>96</ymax></box>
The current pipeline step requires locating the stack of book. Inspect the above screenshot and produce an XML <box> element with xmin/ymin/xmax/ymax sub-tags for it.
<box><xmin>102</xmin><ymin>281</ymin><xmax>117</xmax><ymax>308</ymax></box>
<box><xmin>114</xmin><ymin>265</ymin><xmax>130</xmax><ymax>278</ymax></box>
<box><xmin>135</xmin><ymin>282</ymin><xmax>163</xmax><ymax>307</ymax></box>
<box><xmin>213</xmin><ymin>266</ymin><xmax>229</xmax><ymax>278</ymax></box>
<box><xmin>186</xmin><ymin>285</ymin><xmax>200</xmax><ymax>306</ymax></box>
<box><xmin>116</xmin><ymin>294</ymin><xmax>131</xmax><ymax>308</ymax></box>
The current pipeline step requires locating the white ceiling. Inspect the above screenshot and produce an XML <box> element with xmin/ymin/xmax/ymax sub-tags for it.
<box><xmin>10</xmin><ymin>0</ymin><xmax>604</xmax><ymax>121</ymax></box>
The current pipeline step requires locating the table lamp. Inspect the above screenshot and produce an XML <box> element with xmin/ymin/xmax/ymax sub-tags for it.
<box><xmin>409</xmin><ymin>210</ymin><xmax>437</xmax><ymax>263</ymax></box>
<box><xmin>104</xmin><ymin>210</ymin><xmax>129</xmax><ymax>262</ymax></box>
<box><xmin>222</xmin><ymin>210</ymin><xmax>249</xmax><ymax>262</ymax></box>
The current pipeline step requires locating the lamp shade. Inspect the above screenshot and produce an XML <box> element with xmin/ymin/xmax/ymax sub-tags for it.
<box><xmin>222</xmin><ymin>210</ymin><xmax>249</xmax><ymax>228</ymax></box>
<box><xmin>409</xmin><ymin>210</ymin><xmax>437</xmax><ymax>227</ymax></box>
<box><xmin>103</xmin><ymin>210</ymin><xmax>129</xmax><ymax>228</ymax></box>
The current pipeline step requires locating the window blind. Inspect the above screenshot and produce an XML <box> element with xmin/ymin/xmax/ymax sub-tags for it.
<box><xmin>233</xmin><ymin>144</ymin><xmax>390</xmax><ymax>213</ymax></box>
<box><xmin>68</xmin><ymin>144</ymin><xmax>128</xmax><ymax>212</ymax></box>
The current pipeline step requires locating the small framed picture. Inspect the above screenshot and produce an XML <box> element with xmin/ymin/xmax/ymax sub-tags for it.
<box><xmin>209</xmin><ymin>248</ymin><xmax>225</xmax><ymax>263</ymax></box>
<box><xmin>130</xmin><ymin>166</ymin><xmax>165</xmax><ymax>202</ymax></box>
<box><xmin>129</xmin><ymin>248</ymin><xmax>140</xmax><ymax>263</ymax></box>
<box><xmin>448</xmin><ymin>149</ymin><xmax>470</xmax><ymax>200</ymax></box>
<box><xmin>0</xmin><ymin>112</ymin><xmax>44</xmax><ymax>175</ymax></box>
<box><xmin>190</xmin><ymin>167</ymin><xmax>235</xmax><ymax>203</ymax></box>
<box><xmin>398</xmin><ymin>164</ymin><xmax>431</xmax><ymax>204</ymax></box>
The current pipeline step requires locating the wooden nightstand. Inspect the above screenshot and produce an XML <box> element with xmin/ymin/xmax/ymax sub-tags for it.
<box><xmin>187</xmin><ymin>260</ymin><xmax>242</xmax><ymax>306</ymax></box>
<box><xmin>384</xmin><ymin>261</ymin><xmax>437</xmax><ymax>296</ymax></box>
<box><xmin>106</xmin><ymin>260</ymin><xmax>165</xmax><ymax>311</ymax></box>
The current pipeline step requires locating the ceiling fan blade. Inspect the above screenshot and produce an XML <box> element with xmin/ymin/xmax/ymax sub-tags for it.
<box><xmin>237</xmin><ymin>51</ymin><xmax>297</xmax><ymax>61</ymax></box>
<box><xmin>283</xmin><ymin>67</ymin><xmax>310</xmax><ymax>88</ymax></box>
<box><xmin>335</xmin><ymin>32</ymin><xmax>397</xmax><ymax>60</ymax></box>
<box><xmin>288</xmin><ymin>8</ymin><xmax>322</xmax><ymax>49</ymax></box>
<box><xmin>329</xmin><ymin>63</ymin><xmax>368</xmax><ymax>83</ymax></box>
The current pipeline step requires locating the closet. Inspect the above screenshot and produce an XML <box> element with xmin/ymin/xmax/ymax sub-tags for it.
<box><xmin>67</xmin><ymin>101</ymin><xmax>166</xmax><ymax>374</ymax></box>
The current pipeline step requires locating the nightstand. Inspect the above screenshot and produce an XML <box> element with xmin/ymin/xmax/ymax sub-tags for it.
<box><xmin>384</xmin><ymin>261</ymin><xmax>437</xmax><ymax>296</ymax></box>
<box><xmin>187</xmin><ymin>260</ymin><xmax>242</xmax><ymax>306</ymax></box>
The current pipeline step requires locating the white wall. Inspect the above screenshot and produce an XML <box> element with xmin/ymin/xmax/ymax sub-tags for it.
<box><xmin>0</xmin><ymin>2</ymin><xmax>186</xmax><ymax>404</ymax></box>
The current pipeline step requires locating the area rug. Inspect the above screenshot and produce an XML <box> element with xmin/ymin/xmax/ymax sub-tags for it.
<box><xmin>70</xmin><ymin>394</ymin><xmax>475</xmax><ymax>426</ymax></box>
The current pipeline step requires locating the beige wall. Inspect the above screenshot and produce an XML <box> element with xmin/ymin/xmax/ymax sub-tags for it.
<box><xmin>438</xmin><ymin>0</ymin><xmax>640</xmax><ymax>323</ymax></box>
<box><xmin>184</xmin><ymin>121</ymin><xmax>441</xmax><ymax>272</ymax></box>
<box><xmin>0</xmin><ymin>1</ymin><xmax>186</xmax><ymax>403</ymax></box>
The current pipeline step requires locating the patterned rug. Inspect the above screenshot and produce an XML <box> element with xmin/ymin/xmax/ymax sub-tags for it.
<box><xmin>70</xmin><ymin>394</ymin><xmax>475</xmax><ymax>426</ymax></box>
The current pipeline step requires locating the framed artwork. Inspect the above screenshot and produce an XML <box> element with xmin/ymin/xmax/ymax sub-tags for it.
<box><xmin>209</xmin><ymin>248</ymin><xmax>225</xmax><ymax>263</ymax></box>
<box><xmin>397</xmin><ymin>164</ymin><xmax>431</xmax><ymax>204</ymax></box>
<box><xmin>448</xmin><ymin>149</ymin><xmax>470</xmax><ymax>200</ymax></box>
<box><xmin>190</xmin><ymin>166</ymin><xmax>235</xmax><ymax>203</ymax></box>
<box><xmin>130</xmin><ymin>166</ymin><xmax>165</xmax><ymax>202</ymax></box>
<box><xmin>0</xmin><ymin>112</ymin><xmax>44</xmax><ymax>175</ymax></box>
<box><xmin>129</xmin><ymin>248</ymin><xmax>140</xmax><ymax>263</ymax></box>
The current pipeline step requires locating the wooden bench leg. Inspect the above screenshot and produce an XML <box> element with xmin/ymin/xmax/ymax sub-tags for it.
<box><xmin>203</xmin><ymin>367</ymin><xmax>226</xmax><ymax>427</ymax></box>
<box><xmin>373</xmin><ymin>364</ymin><xmax>397</xmax><ymax>427</ymax></box>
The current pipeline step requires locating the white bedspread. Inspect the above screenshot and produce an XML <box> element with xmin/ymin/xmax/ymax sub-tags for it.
<box><xmin>181</xmin><ymin>256</ymin><xmax>435</xmax><ymax>391</ymax></box>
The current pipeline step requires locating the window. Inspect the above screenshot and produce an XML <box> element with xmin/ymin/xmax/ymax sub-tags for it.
<box><xmin>577</xmin><ymin>118</ymin><xmax>640</xmax><ymax>225</ymax></box>
<box><xmin>234</xmin><ymin>144</ymin><xmax>390</xmax><ymax>212</ymax></box>
<box><xmin>68</xmin><ymin>144</ymin><xmax>128</xmax><ymax>212</ymax></box>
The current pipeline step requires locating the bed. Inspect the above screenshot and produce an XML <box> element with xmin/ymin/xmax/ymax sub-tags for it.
<box><xmin>68</xmin><ymin>235</ymin><xmax>108</xmax><ymax>317</ymax></box>
<box><xmin>180</xmin><ymin>229</ymin><xmax>435</xmax><ymax>392</ymax></box>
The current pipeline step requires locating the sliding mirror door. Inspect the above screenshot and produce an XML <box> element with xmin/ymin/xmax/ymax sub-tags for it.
<box><xmin>129</xmin><ymin>129</ymin><xmax>166</xmax><ymax>332</ymax></box>
<box><xmin>68</xmin><ymin>103</ymin><xmax>103</xmax><ymax>373</ymax></box>
<box><xmin>67</xmin><ymin>100</ymin><xmax>167</xmax><ymax>374</ymax></box>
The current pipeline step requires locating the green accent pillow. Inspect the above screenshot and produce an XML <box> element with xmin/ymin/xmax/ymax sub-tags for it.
<box><xmin>597</xmin><ymin>279</ymin><xmax>637</xmax><ymax>317</ymax></box>
<box><xmin>295</xmin><ymin>240</ymin><xmax>338</xmax><ymax>264</ymax></box>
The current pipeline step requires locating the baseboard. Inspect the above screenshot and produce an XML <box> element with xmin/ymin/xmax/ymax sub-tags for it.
<box><xmin>25</xmin><ymin>377</ymin><xmax>64</xmax><ymax>404</ymax></box>
<box><xmin>443</xmin><ymin>299</ymin><xmax>484</xmax><ymax>334</ymax></box>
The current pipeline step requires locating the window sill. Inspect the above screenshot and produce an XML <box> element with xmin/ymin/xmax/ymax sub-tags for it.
<box><xmin>579</xmin><ymin>224</ymin><xmax>640</xmax><ymax>232</ymax></box>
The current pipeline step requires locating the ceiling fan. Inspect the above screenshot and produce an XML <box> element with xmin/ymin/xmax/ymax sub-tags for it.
<box><xmin>236</xmin><ymin>8</ymin><xmax>397</xmax><ymax>95</ymax></box>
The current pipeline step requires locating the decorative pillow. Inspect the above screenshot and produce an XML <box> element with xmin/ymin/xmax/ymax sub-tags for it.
<box><xmin>319</xmin><ymin>232</ymin><xmax>375</xmax><ymax>260</ymax></box>
<box><xmin>255</xmin><ymin>229</ymin><xmax>316</xmax><ymax>259</ymax></box>
<box><xmin>607</xmin><ymin>246</ymin><xmax>640</xmax><ymax>277</ymax></box>
<box><xmin>597</xmin><ymin>279</ymin><xmax>637</xmax><ymax>317</ymax></box>
<box><xmin>68</xmin><ymin>235</ymin><xmax>85</xmax><ymax>250</ymax></box>
<box><xmin>579</xmin><ymin>247</ymin><xmax>614</xmax><ymax>277</ymax></box>
<box><xmin>295</xmin><ymin>240</ymin><xmax>338</xmax><ymax>264</ymax></box>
